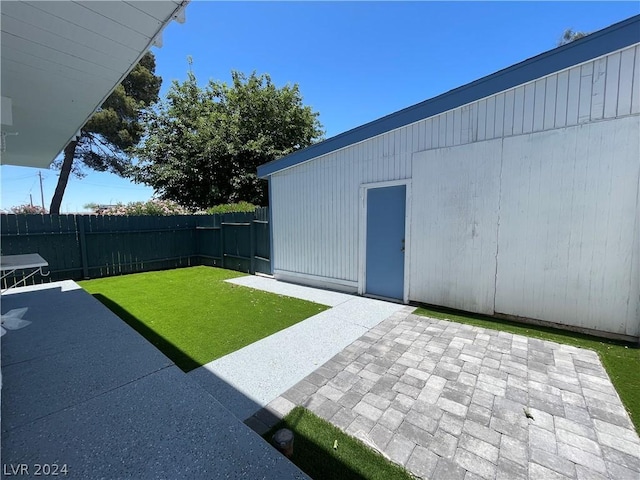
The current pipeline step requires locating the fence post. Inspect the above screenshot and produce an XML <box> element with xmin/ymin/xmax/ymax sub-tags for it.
<box><xmin>220</xmin><ymin>215</ymin><xmax>225</xmax><ymax>269</ymax></box>
<box><xmin>250</xmin><ymin>213</ymin><xmax>256</xmax><ymax>275</ymax></box>
<box><xmin>77</xmin><ymin>215</ymin><xmax>90</xmax><ymax>279</ymax></box>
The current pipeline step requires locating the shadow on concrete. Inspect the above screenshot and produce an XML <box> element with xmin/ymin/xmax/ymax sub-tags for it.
<box><xmin>90</xmin><ymin>292</ymin><xmax>274</xmax><ymax>422</ymax></box>
<box><xmin>90</xmin><ymin>292</ymin><xmax>377</xmax><ymax>479</ymax></box>
<box><xmin>92</xmin><ymin>293</ymin><xmax>201</xmax><ymax>372</ymax></box>
<box><xmin>0</xmin><ymin>282</ymin><xmax>308</xmax><ymax>479</ymax></box>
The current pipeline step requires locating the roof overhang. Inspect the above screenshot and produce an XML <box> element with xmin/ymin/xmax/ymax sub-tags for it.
<box><xmin>258</xmin><ymin>14</ymin><xmax>640</xmax><ymax>179</ymax></box>
<box><xmin>0</xmin><ymin>0</ymin><xmax>188</xmax><ymax>169</ymax></box>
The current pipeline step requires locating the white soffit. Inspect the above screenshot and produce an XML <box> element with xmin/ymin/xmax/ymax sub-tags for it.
<box><xmin>0</xmin><ymin>0</ymin><xmax>188</xmax><ymax>168</ymax></box>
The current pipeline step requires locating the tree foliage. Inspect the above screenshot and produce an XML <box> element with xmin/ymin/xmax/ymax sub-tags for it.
<box><xmin>558</xmin><ymin>28</ymin><xmax>589</xmax><ymax>46</ymax></box>
<box><xmin>206</xmin><ymin>201</ymin><xmax>257</xmax><ymax>214</ymax></box>
<box><xmin>49</xmin><ymin>52</ymin><xmax>162</xmax><ymax>214</ymax></box>
<box><xmin>6</xmin><ymin>204</ymin><xmax>48</xmax><ymax>214</ymax></box>
<box><xmin>98</xmin><ymin>199</ymin><xmax>190</xmax><ymax>216</ymax></box>
<box><xmin>130</xmin><ymin>70</ymin><xmax>324</xmax><ymax>208</ymax></box>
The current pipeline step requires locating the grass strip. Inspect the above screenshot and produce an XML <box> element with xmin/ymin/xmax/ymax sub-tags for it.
<box><xmin>264</xmin><ymin>406</ymin><xmax>414</xmax><ymax>480</ymax></box>
<box><xmin>79</xmin><ymin>266</ymin><xmax>327</xmax><ymax>372</ymax></box>
<box><xmin>414</xmin><ymin>306</ymin><xmax>640</xmax><ymax>432</ymax></box>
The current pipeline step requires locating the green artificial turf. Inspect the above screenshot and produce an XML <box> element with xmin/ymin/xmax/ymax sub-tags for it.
<box><xmin>414</xmin><ymin>306</ymin><xmax>640</xmax><ymax>433</ymax></box>
<box><xmin>264</xmin><ymin>407</ymin><xmax>414</xmax><ymax>480</ymax></box>
<box><xmin>79</xmin><ymin>266</ymin><xmax>327</xmax><ymax>372</ymax></box>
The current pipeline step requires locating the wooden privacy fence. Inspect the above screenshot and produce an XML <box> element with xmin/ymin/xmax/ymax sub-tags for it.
<box><xmin>196</xmin><ymin>207</ymin><xmax>271</xmax><ymax>275</ymax></box>
<box><xmin>0</xmin><ymin>208</ymin><xmax>270</xmax><ymax>288</ymax></box>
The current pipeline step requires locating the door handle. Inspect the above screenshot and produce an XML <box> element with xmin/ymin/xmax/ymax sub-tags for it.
<box><xmin>401</xmin><ymin>239</ymin><xmax>405</xmax><ymax>253</ymax></box>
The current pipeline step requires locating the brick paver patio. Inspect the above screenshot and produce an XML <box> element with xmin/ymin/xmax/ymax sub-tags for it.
<box><xmin>253</xmin><ymin>310</ymin><xmax>640</xmax><ymax>480</ymax></box>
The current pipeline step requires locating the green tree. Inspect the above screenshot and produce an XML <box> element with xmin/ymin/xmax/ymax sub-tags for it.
<box><xmin>558</xmin><ymin>28</ymin><xmax>589</xmax><ymax>46</ymax></box>
<box><xmin>130</xmin><ymin>70</ymin><xmax>323</xmax><ymax>208</ymax></box>
<box><xmin>49</xmin><ymin>52</ymin><xmax>162</xmax><ymax>214</ymax></box>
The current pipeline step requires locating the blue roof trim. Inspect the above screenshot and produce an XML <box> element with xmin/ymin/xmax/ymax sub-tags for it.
<box><xmin>258</xmin><ymin>15</ymin><xmax>640</xmax><ymax>178</ymax></box>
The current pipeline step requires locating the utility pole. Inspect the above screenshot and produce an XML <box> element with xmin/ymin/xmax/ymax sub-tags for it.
<box><xmin>30</xmin><ymin>193</ymin><xmax>33</xmax><ymax>207</ymax></box>
<box><xmin>38</xmin><ymin>171</ymin><xmax>45</xmax><ymax>210</ymax></box>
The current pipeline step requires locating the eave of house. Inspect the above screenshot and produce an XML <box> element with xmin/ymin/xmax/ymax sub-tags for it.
<box><xmin>0</xmin><ymin>0</ymin><xmax>188</xmax><ymax>169</ymax></box>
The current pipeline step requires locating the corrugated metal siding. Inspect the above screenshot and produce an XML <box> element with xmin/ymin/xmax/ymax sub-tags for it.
<box><xmin>495</xmin><ymin>116</ymin><xmax>640</xmax><ymax>336</ymax></box>
<box><xmin>271</xmin><ymin>44</ymin><xmax>640</xmax><ymax>335</ymax></box>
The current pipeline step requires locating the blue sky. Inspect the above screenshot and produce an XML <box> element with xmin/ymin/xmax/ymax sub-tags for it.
<box><xmin>2</xmin><ymin>1</ymin><xmax>638</xmax><ymax>212</ymax></box>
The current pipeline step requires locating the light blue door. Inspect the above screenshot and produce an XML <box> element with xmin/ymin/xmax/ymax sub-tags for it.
<box><xmin>366</xmin><ymin>185</ymin><xmax>406</xmax><ymax>300</ymax></box>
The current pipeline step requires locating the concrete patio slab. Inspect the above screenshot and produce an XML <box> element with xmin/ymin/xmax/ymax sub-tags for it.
<box><xmin>1</xmin><ymin>282</ymin><xmax>308</xmax><ymax>480</ymax></box>
<box><xmin>2</xmin><ymin>285</ymin><xmax>174</xmax><ymax>432</ymax></box>
<box><xmin>190</xmin><ymin>277</ymin><xmax>412</xmax><ymax>421</ymax></box>
<box><xmin>264</xmin><ymin>312</ymin><xmax>640</xmax><ymax>480</ymax></box>
<box><xmin>3</xmin><ymin>366</ymin><xmax>308</xmax><ymax>480</ymax></box>
<box><xmin>2</xmin><ymin>281</ymin><xmax>155</xmax><ymax>366</ymax></box>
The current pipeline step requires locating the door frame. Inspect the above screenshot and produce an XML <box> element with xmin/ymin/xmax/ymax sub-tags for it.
<box><xmin>358</xmin><ymin>179</ymin><xmax>412</xmax><ymax>304</ymax></box>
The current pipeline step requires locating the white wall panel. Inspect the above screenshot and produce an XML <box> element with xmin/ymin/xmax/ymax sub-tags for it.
<box><xmin>460</xmin><ymin>105</ymin><xmax>470</xmax><ymax>144</ymax></box>
<box><xmin>590</xmin><ymin>57</ymin><xmax>607</xmax><ymax>121</ymax></box>
<box><xmin>513</xmin><ymin>86</ymin><xmax>525</xmax><ymax>135</ymax></box>
<box><xmin>631</xmin><ymin>45</ymin><xmax>640</xmax><ymax>114</ymax></box>
<box><xmin>617</xmin><ymin>47</ymin><xmax>635</xmax><ymax>117</ymax></box>
<box><xmin>420</xmin><ymin>120</ymin><xmax>429</xmax><ymax>151</ymax></box>
<box><xmin>429</xmin><ymin>117</ymin><xmax>438</xmax><ymax>149</ymax></box>
<box><xmin>533</xmin><ymin>78</ymin><xmax>546</xmax><ymax>132</ymax></box>
<box><xmin>604</xmin><ymin>52</ymin><xmax>621</xmax><ymax>119</ymax></box>
<box><xmin>555</xmin><ymin>70</ymin><xmax>569</xmax><ymax>128</ymax></box>
<box><xmin>486</xmin><ymin>96</ymin><xmax>496</xmax><ymax>139</ymax></box>
<box><xmin>503</xmin><ymin>90</ymin><xmax>514</xmax><ymax>136</ymax></box>
<box><xmin>578</xmin><ymin>63</ymin><xmax>593</xmax><ymax>123</ymax></box>
<box><xmin>495</xmin><ymin>116</ymin><xmax>640</xmax><ymax>336</ymax></box>
<box><xmin>566</xmin><ymin>67</ymin><xmax>581</xmax><ymax>125</ymax></box>
<box><xmin>543</xmin><ymin>76</ymin><xmax>557</xmax><ymax>131</ymax></box>
<box><xmin>523</xmin><ymin>82</ymin><xmax>535</xmax><ymax>133</ymax></box>
<box><xmin>494</xmin><ymin>93</ymin><xmax>505</xmax><ymax>137</ymax></box>
<box><xmin>591</xmin><ymin>59</ymin><xmax>606</xmax><ymax>116</ymax></box>
<box><xmin>477</xmin><ymin>99</ymin><xmax>487</xmax><ymax>142</ymax></box>
<box><xmin>445</xmin><ymin>110</ymin><xmax>454</xmax><ymax>147</ymax></box>
<box><xmin>410</xmin><ymin>140</ymin><xmax>502</xmax><ymax>315</ymax></box>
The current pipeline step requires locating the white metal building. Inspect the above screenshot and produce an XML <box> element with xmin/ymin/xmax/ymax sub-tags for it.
<box><xmin>258</xmin><ymin>15</ymin><xmax>640</xmax><ymax>340</ymax></box>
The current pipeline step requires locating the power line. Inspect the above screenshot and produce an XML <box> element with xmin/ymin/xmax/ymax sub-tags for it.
<box><xmin>2</xmin><ymin>173</ymin><xmax>38</xmax><ymax>181</ymax></box>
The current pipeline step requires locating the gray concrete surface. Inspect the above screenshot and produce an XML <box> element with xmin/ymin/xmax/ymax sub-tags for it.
<box><xmin>226</xmin><ymin>275</ymin><xmax>353</xmax><ymax>306</ymax></box>
<box><xmin>188</xmin><ymin>276</ymin><xmax>411</xmax><ymax>421</ymax></box>
<box><xmin>261</xmin><ymin>311</ymin><xmax>640</xmax><ymax>480</ymax></box>
<box><xmin>1</xmin><ymin>282</ymin><xmax>308</xmax><ymax>480</ymax></box>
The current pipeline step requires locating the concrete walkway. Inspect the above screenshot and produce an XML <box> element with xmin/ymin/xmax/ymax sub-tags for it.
<box><xmin>258</xmin><ymin>311</ymin><xmax>640</xmax><ymax>480</ymax></box>
<box><xmin>188</xmin><ymin>275</ymin><xmax>411</xmax><ymax>421</ymax></box>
